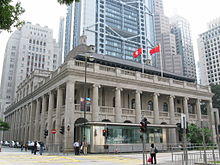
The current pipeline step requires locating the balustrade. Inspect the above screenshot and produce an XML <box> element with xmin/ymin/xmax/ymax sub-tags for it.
<box><xmin>141</xmin><ymin>110</ymin><xmax>153</xmax><ymax>116</ymax></box>
<box><xmin>201</xmin><ymin>115</ymin><xmax>209</xmax><ymax>120</ymax></box>
<box><xmin>159</xmin><ymin>111</ymin><xmax>169</xmax><ymax>117</ymax></box>
<box><xmin>175</xmin><ymin>112</ymin><xmax>181</xmax><ymax>117</ymax></box>
<box><xmin>189</xmin><ymin>114</ymin><xmax>197</xmax><ymax>119</ymax></box>
<box><xmin>122</xmin><ymin>108</ymin><xmax>134</xmax><ymax>115</ymax></box>
<box><xmin>100</xmin><ymin>106</ymin><xmax>114</xmax><ymax>114</ymax></box>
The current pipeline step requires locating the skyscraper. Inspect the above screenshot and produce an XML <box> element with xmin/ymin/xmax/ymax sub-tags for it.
<box><xmin>58</xmin><ymin>17</ymin><xmax>65</xmax><ymax>62</ymax></box>
<box><xmin>198</xmin><ymin>17</ymin><xmax>220</xmax><ymax>85</ymax></box>
<box><xmin>0</xmin><ymin>22</ymin><xmax>61</xmax><ymax>112</ymax></box>
<box><xmin>64</xmin><ymin>0</ymin><xmax>155</xmax><ymax>64</ymax></box>
<box><xmin>153</xmin><ymin>0</ymin><xmax>183</xmax><ymax>75</ymax></box>
<box><xmin>170</xmin><ymin>15</ymin><xmax>196</xmax><ymax>79</ymax></box>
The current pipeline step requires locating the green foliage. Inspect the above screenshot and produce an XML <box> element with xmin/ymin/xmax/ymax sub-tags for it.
<box><xmin>0</xmin><ymin>0</ymin><xmax>25</xmax><ymax>31</ymax></box>
<box><xmin>187</xmin><ymin>124</ymin><xmax>212</xmax><ymax>144</ymax></box>
<box><xmin>211</xmin><ymin>84</ymin><xmax>220</xmax><ymax>109</ymax></box>
<box><xmin>0</xmin><ymin>119</ymin><xmax>10</xmax><ymax>131</ymax></box>
<box><xmin>57</xmin><ymin>0</ymin><xmax>80</xmax><ymax>5</ymax></box>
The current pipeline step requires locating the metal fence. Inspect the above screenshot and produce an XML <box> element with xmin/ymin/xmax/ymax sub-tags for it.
<box><xmin>172</xmin><ymin>145</ymin><xmax>220</xmax><ymax>165</ymax></box>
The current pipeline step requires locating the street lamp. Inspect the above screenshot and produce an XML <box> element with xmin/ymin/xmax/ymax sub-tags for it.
<box><xmin>83</xmin><ymin>54</ymin><xmax>94</xmax><ymax>141</ymax></box>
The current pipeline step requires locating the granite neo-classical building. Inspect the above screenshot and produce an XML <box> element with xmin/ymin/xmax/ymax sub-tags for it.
<box><xmin>3</xmin><ymin>43</ymin><xmax>218</xmax><ymax>153</ymax></box>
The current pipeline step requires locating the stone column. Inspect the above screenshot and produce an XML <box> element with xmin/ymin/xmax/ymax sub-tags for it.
<box><xmin>115</xmin><ymin>87</ymin><xmax>122</xmax><ymax>122</ymax></box>
<box><xmin>40</xmin><ymin>95</ymin><xmax>47</xmax><ymax>142</ymax></box>
<box><xmin>64</xmin><ymin>80</ymin><xmax>75</xmax><ymax>152</ymax></box>
<box><xmin>20</xmin><ymin>109</ymin><xmax>24</xmax><ymax>143</ymax></box>
<box><xmin>55</xmin><ymin>87</ymin><xmax>63</xmax><ymax>147</ymax></box>
<box><xmin>183</xmin><ymin>97</ymin><xmax>189</xmax><ymax>121</ymax></box>
<box><xmin>207</xmin><ymin>100</ymin><xmax>217</xmax><ymax>143</ymax></box>
<box><xmin>24</xmin><ymin>105</ymin><xmax>29</xmax><ymax>143</ymax></box>
<box><xmin>34</xmin><ymin>99</ymin><xmax>41</xmax><ymax>141</ymax></box>
<box><xmin>153</xmin><ymin>93</ymin><xmax>160</xmax><ymax>124</ymax></box>
<box><xmin>17</xmin><ymin>109</ymin><xmax>21</xmax><ymax>142</ymax></box>
<box><xmin>46</xmin><ymin>91</ymin><xmax>55</xmax><ymax>147</ymax></box>
<box><xmin>92</xmin><ymin>84</ymin><xmax>99</xmax><ymax>121</ymax></box>
<box><xmin>135</xmin><ymin>90</ymin><xmax>142</xmax><ymax>123</ymax></box>
<box><xmin>29</xmin><ymin>102</ymin><xmax>34</xmax><ymax>141</ymax></box>
<box><xmin>169</xmin><ymin>95</ymin><xmax>176</xmax><ymax>144</ymax></box>
<box><xmin>196</xmin><ymin>99</ymin><xmax>202</xmax><ymax>122</ymax></box>
<box><xmin>11</xmin><ymin>113</ymin><xmax>15</xmax><ymax>140</ymax></box>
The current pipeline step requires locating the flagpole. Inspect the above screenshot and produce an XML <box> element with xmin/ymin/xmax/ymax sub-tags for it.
<box><xmin>159</xmin><ymin>43</ymin><xmax>163</xmax><ymax>77</ymax></box>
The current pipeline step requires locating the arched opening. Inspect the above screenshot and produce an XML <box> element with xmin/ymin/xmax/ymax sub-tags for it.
<box><xmin>102</xmin><ymin>119</ymin><xmax>111</xmax><ymax>122</ymax></box>
<box><xmin>124</xmin><ymin>120</ymin><xmax>132</xmax><ymax>123</ymax></box>
<box><xmin>74</xmin><ymin>118</ymin><xmax>88</xmax><ymax>142</ymax></box>
<box><xmin>161</xmin><ymin>122</ymin><xmax>167</xmax><ymax>125</ymax></box>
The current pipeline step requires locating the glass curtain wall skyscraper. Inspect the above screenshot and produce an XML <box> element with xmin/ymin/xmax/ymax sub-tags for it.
<box><xmin>170</xmin><ymin>15</ymin><xmax>196</xmax><ymax>79</ymax></box>
<box><xmin>64</xmin><ymin>0</ymin><xmax>155</xmax><ymax>64</ymax></box>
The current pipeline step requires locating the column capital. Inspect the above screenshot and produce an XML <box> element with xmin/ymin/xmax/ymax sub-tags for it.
<box><xmin>136</xmin><ymin>90</ymin><xmax>142</xmax><ymax>94</ymax></box>
<box><xmin>66</xmin><ymin>79</ymin><xmax>75</xmax><ymax>84</ymax></box>
<box><xmin>154</xmin><ymin>93</ymin><xmax>160</xmax><ymax>97</ymax></box>
<box><xmin>93</xmin><ymin>84</ymin><xmax>101</xmax><ymax>88</ymax></box>
<box><xmin>184</xmin><ymin>97</ymin><xmax>189</xmax><ymax>101</ymax></box>
<box><xmin>116</xmin><ymin>87</ymin><xmax>123</xmax><ymax>91</ymax></box>
<box><xmin>197</xmin><ymin>98</ymin><xmax>201</xmax><ymax>102</ymax></box>
<box><xmin>169</xmin><ymin>95</ymin><xmax>175</xmax><ymax>99</ymax></box>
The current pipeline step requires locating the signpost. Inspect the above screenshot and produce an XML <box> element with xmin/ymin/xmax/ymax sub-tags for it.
<box><xmin>51</xmin><ymin>129</ymin><xmax>57</xmax><ymax>134</ymax></box>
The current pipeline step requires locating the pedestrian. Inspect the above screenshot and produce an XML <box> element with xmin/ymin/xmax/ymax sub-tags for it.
<box><xmin>39</xmin><ymin>142</ymin><xmax>44</xmax><ymax>155</ymax></box>
<box><xmin>33</xmin><ymin>141</ymin><xmax>38</xmax><ymax>155</ymax></box>
<box><xmin>150</xmin><ymin>143</ymin><xmax>158</xmax><ymax>164</ymax></box>
<box><xmin>73</xmin><ymin>140</ymin><xmax>80</xmax><ymax>155</ymax></box>
<box><xmin>24</xmin><ymin>142</ymin><xmax>28</xmax><ymax>152</ymax></box>
<box><xmin>82</xmin><ymin>141</ymin><xmax>88</xmax><ymax>155</ymax></box>
<box><xmin>20</xmin><ymin>143</ymin><xmax>24</xmax><ymax>152</ymax></box>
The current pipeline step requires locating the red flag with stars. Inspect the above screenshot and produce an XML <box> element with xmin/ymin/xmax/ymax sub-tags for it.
<box><xmin>149</xmin><ymin>45</ymin><xmax>160</xmax><ymax>55</ymax></box>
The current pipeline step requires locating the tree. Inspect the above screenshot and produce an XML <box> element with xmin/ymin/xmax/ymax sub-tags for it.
<box><xmin>0</xmin><ymin>0</ymin><xmax>25</xmax><ymax>31</ymax></box>
<box><xmin>211</xmin><ymin>84</ymin><xmax>220</xmax><ymax>109</ymax></box>
<box><xmin>0</xmin><ymin>120</ymin><xmax>10</xmax><ymax>131</ymax></box>
<box><xmin>57</xmin><ymin>0</ymin><xmax>80</xmax><ymax>5</ymax></box>
<box><xmin>187</xmin><ymin>124</ymin><xmax>212</xmax><ymax>144</ymax></box>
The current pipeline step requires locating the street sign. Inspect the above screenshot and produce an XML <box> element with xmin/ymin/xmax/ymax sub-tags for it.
<box><xmin>51</xmin><ymin>129</ymin><xmax>57</xmax><ymax>134</ymax></box>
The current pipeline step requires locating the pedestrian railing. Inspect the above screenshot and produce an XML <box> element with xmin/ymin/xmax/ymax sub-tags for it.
<box><xmin>172</xmin><ymin>145</ymin><xmax>220</xmax><ymax>165</ymax></box>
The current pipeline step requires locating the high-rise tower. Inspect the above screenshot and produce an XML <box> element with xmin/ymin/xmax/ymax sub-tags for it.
<box><xmin>58</xmin><ymin>17</ymin><xmax>65</xmax><ymax>62</ymax></box>
<box><xmin>64</xmin><ymin>0</ymin><xmax>155</xmax><ymax>64</ymax></box>
<box><xmin>170</xmin><ymin>15</ymin><xmax>196</xmax><ymax>79</ymax></box>
<box><xmin>153</xmin><ymin>0</ymin><xmax>183</xmax><ymax>75</ymax></box>
<box><xmin>0</xmin><ymin>22</ymin><xmax>61</xmax><ymax>112</ymax></box>
<box><xmin>198</xmin><ymin>17</ymin><xmax>220</xmax><ymax>85</ymax></box>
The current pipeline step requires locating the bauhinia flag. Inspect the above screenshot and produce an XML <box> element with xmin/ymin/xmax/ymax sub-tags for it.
<box><xmin>149</xmin><ymin>45</ymin><xmax>160</xmax><ymax>55</ymax></box>
<box><xmin>133</xmin><ymin>48</ymin><xmax>143</xmax><ymax>58</ymax></box>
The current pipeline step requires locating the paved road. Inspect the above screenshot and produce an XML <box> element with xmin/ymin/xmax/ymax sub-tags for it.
<box><xmin>0</xmin><ymin>147</ymin><xmax>175</xmax><ymax>165</ymax></box>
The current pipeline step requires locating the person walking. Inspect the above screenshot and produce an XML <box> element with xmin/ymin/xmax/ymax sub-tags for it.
<box><xmin>39</xmin><ymin>142</ymin><xmax>44</xmax><ymax>155</ymax></box>
<box><xmin>24</xmin><ymin>142</ymin><xmax>28</xmax><ymax>152</ymax></box>
<box><xmin>73</xmin><ymin>140</ymin><xmax>80</xmax><ymax>155</ymax></box>
<box><xmin>33</xmin><ymin>141</ymin><xmax>38</xmax><ymax>155</ymax></box>
<box><xmin>150</xmin><ymin>143</ymin><xmax>157</xmax><ymax>164</ymax></box>
<box><xmin>82</xmin><ymin>141</ymin><xmax>88</xmax><ymax>155</ymax></box>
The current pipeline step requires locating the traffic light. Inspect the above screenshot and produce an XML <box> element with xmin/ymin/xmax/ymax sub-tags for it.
<box><xmin>44</xmin><ymin>129</ymin><xmax>48</xmax><ymax>138</ymax></box>
<box><xmin>106</xmin><ymin>128</ymin><xmax>110</xmax><ymax>137</ymax></box>
<box><xmin>59</xmin><ymin>126</ymin><xmax>64</xmax><ymax>134</ymax></box>
<box><xmin>102</xmin><ymin>129</ymin><xmax>107</xmax><ymax>136</ymax></box>
<box><xmin>140</xmin><ymin>117</ymin><xmax>148</xmax><ymax>133</ymax></box>
<box><xmin>176</xmin><ymin>123</ymin><xmax>184</xmax><ymax>134</ymax></box>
